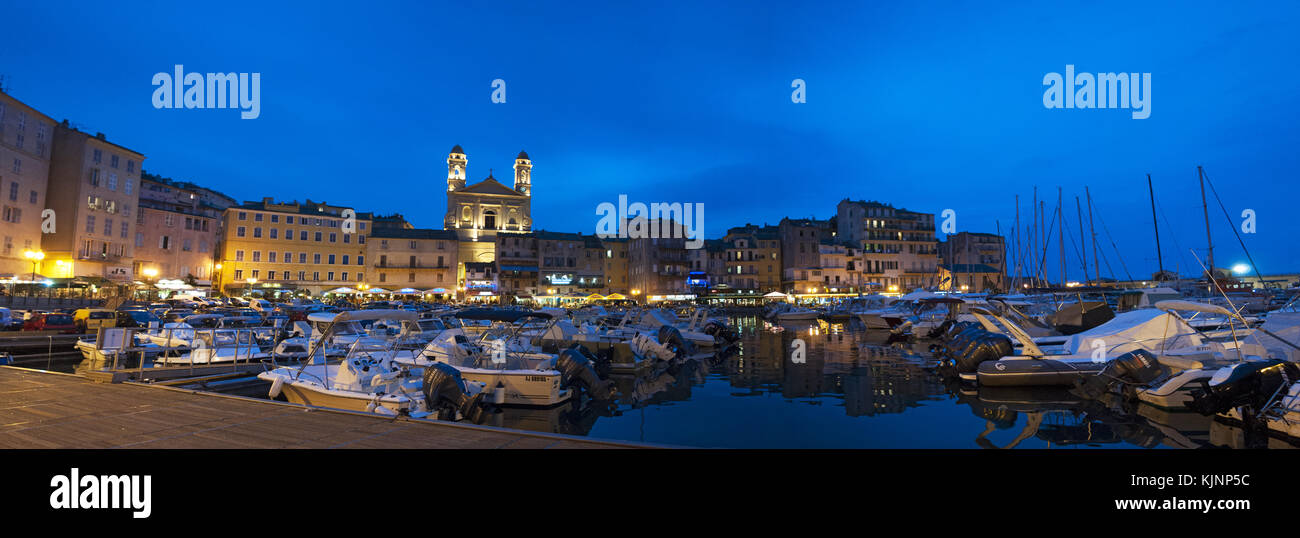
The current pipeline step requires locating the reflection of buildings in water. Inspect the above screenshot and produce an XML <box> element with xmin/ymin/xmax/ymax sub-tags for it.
<box><xmin>724</xmin><ymin>319</ymin><xmax>947</xmax><ymax>416</ymax></box>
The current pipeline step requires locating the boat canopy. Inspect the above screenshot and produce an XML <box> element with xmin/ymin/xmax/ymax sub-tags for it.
<box><xmin>899</xmin><ymin>290</ymin><xmax>941</xmax><ymax>301</ymax></box>
<box><xmin>306</xmin><ymin>309</ymin><xmax>419</xmax><ymax>323</ymax></box>
<box><xmin>451</xmin><ymin>308</ymin><xmax>553</xmax><ymax>322</ymax></box>
<box><xmin>763</xmin><ymin>291</ymin><xmax>789</xmax><ymax>298</ymax></box>
<box><xmin>1155</xmin><ymin>300</ymin><xmax>1235</xmax><ymax>317</ymax></box>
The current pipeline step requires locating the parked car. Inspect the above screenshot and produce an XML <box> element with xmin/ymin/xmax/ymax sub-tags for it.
<box><xmin>22</xmin><ymin>313</ymin><xmax>76</xmax><ymax>333</ymax></box>
<box><xmin>115</xmin><ymin>309</ymin><xmax>162</xmax><ymax>329</ymax></box>
<box><xmin>0</xmin><ymin>308</ymin><xmax>25</xmax><ymax>331</ymax></box>
<box><xmin>73</xmin><ymin>308</ymin><xmax>118</xmax><ymax>333</ymax></box>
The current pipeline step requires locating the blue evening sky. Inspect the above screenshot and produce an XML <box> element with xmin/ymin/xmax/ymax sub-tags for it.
<box><xmin>2</xmin><ymin>0</ymin><xmax>1296</xmax><ymax>281</ymax></box>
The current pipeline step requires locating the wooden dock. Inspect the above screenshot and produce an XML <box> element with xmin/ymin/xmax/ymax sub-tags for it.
<box><xmin>0</xmin><ymin>366</ymin><xmax>648</xmax><ymax>449</ymax></box>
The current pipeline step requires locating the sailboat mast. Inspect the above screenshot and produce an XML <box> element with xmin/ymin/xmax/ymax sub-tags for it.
<box><xmin>1086</xmin><ymin>186</ymin><xmax>1100</xmax><ymax>284</ymax></box>
<box><xmin>1075</xmin><ymin>195</ymin><xmax>1088</xmax><ymax>284</ymax></box>
<box><xmin>1147</xmin><ymin>174</ymin><xmax>1164</xmax><ymax>278</ymax></box>
<box><xmin>1058</xmin><ymin>187</ymin><xmax>1065</xmax><ymax>286</ymax></box>
<box><xmin>1013</xmin><ymin>195</ymin><xmax>1020</xmax><ymax>290</ymax></box>
<box><xmin>1198</xmin><ymin>165</ymin><xmax>1215</xmax><ymax>281</ymax></box>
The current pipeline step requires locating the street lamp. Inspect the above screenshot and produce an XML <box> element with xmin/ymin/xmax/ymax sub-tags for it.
<box><xmin>22</xmin><ymin>249</ymin><xmax>44</xmax><ymax>282</ymax></box>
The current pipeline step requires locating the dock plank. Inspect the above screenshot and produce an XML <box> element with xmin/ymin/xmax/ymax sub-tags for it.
<box><xmin>0</xmin><ymin>367</ymin><xmax>646</xmax><ymax>449</ymax></box>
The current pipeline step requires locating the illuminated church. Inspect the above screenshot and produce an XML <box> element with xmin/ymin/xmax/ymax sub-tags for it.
<box><xmin>443</xmin><ymin>145</ymin><xmax>533</xmax><ymax>268</ymax></box>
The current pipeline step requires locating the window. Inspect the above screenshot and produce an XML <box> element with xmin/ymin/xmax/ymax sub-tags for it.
<box><xmin>283</xmin><ymin>251</ymin><xmax>291</xmax><ymax>263</ymax></box>
<box><xmin>238</xmin><ymin>212</ymin><xmax>247</xmax><ymax>220</ymax></box>
<box><xmin>268</xmin><ymin>251</ymin><xmax>276</xmax><ymax>263</ymax></box>
<box><xmin>86</xmin><ymin>215</ymin><xmax>95</xmax><ymax>234</ymax></box>
<box><xmin>329</xmin><ymin>233</ymin><xmax>336</xmax><ymax>243</ymax></box>
<box><xmin>286</xmin><ymin>216</ymin><xmax>294</xmax><ymax>224</ymax></box>
<box><xmin>356</xmin><ymin>255</ymin><xmax>364</xmax><ymax>265</ymax></box>
<box><xmin>253</xmin><ymin>227</ymin><xmax>262</xmax><ymax>238</ymax></box>
<box><xmin>327</xmin><ymin>254</ymin><xmax>335</xmax><ymax>264</ymax></box>
<box><xmin>299</xmin><ymin>231</ymin><xmax>307</xmax><ymax>240</ymax></box>
<box><xmin>29</xmin><ymin>190</ymin><xmax>36</xmax><ymax>204</ymax></box>
<box><xmin>10</xmin><ymin>159</ymin><xmax>18</xmax><ymax>174</ymax></box>
<box><xmin>266</xmin><ymin>271</ymin><xmax>275</xmax><ymax>280</ymax></box>
<box><xmin>313</xmin><ymin>272</ymin><xmax>319</xmax><ymax>281</ymax></box>
<box><xmin>111</xmin><ymin>155</ymin><xmax>119</xmax><ymax>168</ymax></box>
<box><xmin>328</xmin><ymin>272</ymin><xmax>335</xmax><ymax>281</ymax></box>
<box><xmin>285</xmin><ymin>228</ymin><xmax>292</xmax><ymax>239</ymax></box>
<box><xmin>159</xmin><ymin>235</ymin><xmax>170</xmax><ymax>249</ymax></box>
<box><xmin>409</xmin><ymin>240</ymin><xmax>417</xmax><ymax>250</ymax></box>
<box><xmin>252</xmin><ymin>251</ymin><xmax>261</xmax><ymax>262</ymax></box>
<box><xmin>341</xmin><ymin>271</ymin><xmax>348</xmax><ymax>281</ymax></box>
<box><xmin>297</xmin><ymin>271</ymin><xmax>305</xmax><ymax>281</ymax></box>
<box><xmin>182</xmin><ymin>238</ymin><xmax>192</xmax><ymax>251</ymax></box>
<box><xmin>357</xmin><ymin>273</ymin><xmax>363</xmax><ymax>282</ymax></box>
<box><xmin>120</xmin><ymin>222</ymin><xmax>128</xmax><ymax>238</ymax></box>
<box><xmin>251</xmin><ymin>270</ymin><xmax>258</xmax><ymax>279</ymax></box>
<box><xmin>379</xmin><ymin>273</ymin><xmax>387</xmax><ymax>283</ymax></box>
<box><xmin>93</xmin><ymin>149</ymin><xmax>102</xmax><ymax>163</ymax></box>
<box><xmin>358</xmin><ymin>235</ymin><xmax>365</xmax><ymax>244</ymax></box>
<box><xmin>271</xmin><ymin>215</ymin><xmax>279</xmax><ymax>223</ymax></box>
<box><xmin>342</xmin><ymin>255</ymin><xmax>349</xmax><ymax>265</ymax></box>
<box><xmin>236</xmin><ymin>226</ymin><xmax>246</xmax><ymax>237</ymax></box>
<box><xmin>127</xmin><ymin>160</ymin><xmax>135</xmax><ymax>174</ymax></box>
<box><xmin>124</xmin><ymin>180</ymin><xmax>133</xmax><ymax>195</ymax></box>
<box><xmin>314</xmin><ymin>232</ymin><xmax>322</xmax><ymax>241</ymax></box>
<box><xmin>135</xmin><ymin>232</ymin><xmax>143</xmax><ymax>247</ymax></box>
<box><xmin>254</xmin><ymin>213</ymin><xmax>263</xmax><ymax>222</ymax></box>
<box><xmin>235</xmin><ymin>250</ymin><xmax>245</xmax><ymax>261</ymax></box>
<box><xmin>298</xmin><ymin>253</ymin><xmax>306</xmax><ymax>263</ymax></box>
<box><xmin>313</xmin><ymin>254</ymin><xmax>321</xmax><ymax>264</ymax></box>
<box><xmin>234</xmin><ymin>269</ymin><xmax>243</xmax><ymax>280</ymax></box>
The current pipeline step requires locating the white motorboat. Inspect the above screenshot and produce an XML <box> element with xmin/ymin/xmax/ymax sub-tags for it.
<box><xmin>398</xmin><ymin>308</ymin><xmax>612</xmax><ymax>406</ymax></box>
<box><xmin>258</xmin><ymin>309</ymin><xmax>485</xmax><ymax>418</ymax></box>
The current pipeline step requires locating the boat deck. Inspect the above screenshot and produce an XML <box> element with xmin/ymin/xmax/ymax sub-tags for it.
<box><xmin>0</xmin><ymin>366</ymin><xmax>645</xmax><ymax>449</ymax></box>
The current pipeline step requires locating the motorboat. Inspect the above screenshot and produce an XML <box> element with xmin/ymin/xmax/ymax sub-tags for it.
<box><xmin>258</xmin><ymin>309</ymin><xmax>485</xmax><ymax>418</ymax></box>
<box><xmin>939</xmin><ymin>303</ymin><xmax>1240</xmax><ymax>388</ymax></box>
<box><xmin>398</xmin><ymin>308</ymin><xmax>612</xmax><ymax>407</ymax></box>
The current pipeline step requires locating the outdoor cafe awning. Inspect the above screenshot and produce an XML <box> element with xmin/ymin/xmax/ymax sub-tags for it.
<box><xmin>327</xmin><ymin>287</ymin><xmax>360</xmax><ymax>294</ymax></box>
<box><xmin>584</xmin><ymin>293</ymin><xmax>605</xmax><ymax>300</ymax></box>
<box><xmin>604</xmin><ymin>293</ymin><xmax>627</xmax><ymax>300</ymax></box>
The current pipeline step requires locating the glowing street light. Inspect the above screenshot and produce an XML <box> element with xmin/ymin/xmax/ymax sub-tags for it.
<box><xmin>141</xmin><ymin>267</ymin><xmax>159</xmax><ymax>279</ymax></box>
<box><xmin>22</xmin><ymin>249</ymin><xmax>44</xmax><ymax>282</ymax></box>
<box><xmin>1231</xmin><ymin>263</ymin><xmax>1250</xmax><ymax>275</ymax></box>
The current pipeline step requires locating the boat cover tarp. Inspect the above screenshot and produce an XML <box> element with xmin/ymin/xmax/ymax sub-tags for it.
<box><xmin>1242</xmin><ymin>312</ymin><xmax>1300</xmax><ymax>362</ymax></box>
<box><xmin>1062</xmin><ymin>308</ymin><xmax>1200</xmax><ymax>356</ymax></box>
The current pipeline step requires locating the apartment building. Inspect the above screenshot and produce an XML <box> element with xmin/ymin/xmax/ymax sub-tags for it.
<box><xmin>722</xmin><ymin>223</ymin><xmax>781</xmax><ymax>292</ymax></box>
<box><xmin>218</xmin><ymin>198</ymin><xmax>372</xmax><ymax>295</ymax></box>
<box><xmin>836</xmin><ymin>199</ymin><xmax>937</xmax><ymax>292</ymax></box>
<box><xmin>628</xmin><ymin>220</ymin><xmax>692</xmax><ymax>299</ymax></box>
<box><xmin>43</xmin><ymin>122</ymin><xmax>145</xmax><ymax>283</ymax></box>
<box><xmin>132</xmin><ymin>172</ymin><xmax>236</xmax><ymax>284</ymax></box>
<box><xmin>600</xmin><ymin>237</ymin><xmax>629</xmax><ymax>296</ymax></box>
<box><xmin>368</xmin><ymin>228</ymin><xmax>458</xmax><ymax>296</ymax></box>
<box><xmin>0</xmin><ymin>90</ymin><xmax>55</xmax><ymax>281</ymax></box>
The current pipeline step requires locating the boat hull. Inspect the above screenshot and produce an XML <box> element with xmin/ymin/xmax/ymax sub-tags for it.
<box><xmin>975</xmin><ymin>358</ymin><xmax>1107</xmax><ymax>387</ymax></box>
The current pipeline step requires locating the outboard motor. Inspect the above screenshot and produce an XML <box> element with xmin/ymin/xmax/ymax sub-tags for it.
<box><xmin>1072</xmin><ymin>349</ymin><xmax>1162</xmax><ymax>400</ymax></box>
<box><xmin>422</xmin><ymin>362</ymin><xmax>486</xmax><ymax>421</ymax></box>
<box><xmin>557</xmin><ymin>344</ymin><xmax>615</xmax><ymax>400</ymax></box>
<box><xmin>1185</xmin><ymin>359</ymin><xmax>1300</xmax><ymax>416</ymax></box>
<box><xmin>657</xmin><ymin>325</ymin><xmax>696</xmax><ymax>357</ymax></box>
<box><xmin>949</xmin><ymin>331</ymin><xmax>1013</xmax><ymax>373</ymax></box>
<box><xmin>890</xmin><ymin>316</ymin><xmax>917</xmax><ymax>336</ymax></box>
<box><xmin>703</xmin><ymin>320</ymin><xmax>740</xmax><ymax>345</ymax></box>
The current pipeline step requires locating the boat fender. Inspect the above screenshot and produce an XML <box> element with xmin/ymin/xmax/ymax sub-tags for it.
<box><xmin>267</xmin><ymin>375</ymin><xmax>285</xmax><ymax>399</ymax></box>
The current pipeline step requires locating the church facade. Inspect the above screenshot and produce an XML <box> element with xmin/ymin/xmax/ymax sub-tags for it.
<box><xmin>443</xmin><ymin>145</ymin><xmax>533</xmax><ymax>290</ymax></box>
